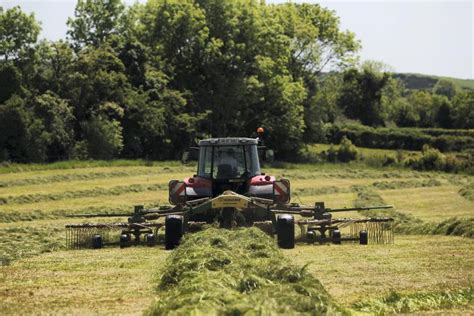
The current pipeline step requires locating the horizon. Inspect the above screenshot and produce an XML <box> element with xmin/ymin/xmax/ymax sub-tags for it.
<box><xmin>1</xmin><ymin>0</ymin><xmax>473</xmax><ymax>79</ymax></box>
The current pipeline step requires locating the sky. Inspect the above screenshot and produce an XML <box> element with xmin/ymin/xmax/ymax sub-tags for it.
<box><xmin>1</xmin><ymin>0</ymin><xmax>473</xmax><ymax>79</ymax></box>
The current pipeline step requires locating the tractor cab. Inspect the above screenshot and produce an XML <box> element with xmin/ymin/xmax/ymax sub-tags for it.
<box><xmin>198</xmin><ymin>138</ymin><xmax>260</xmax><ymax>195</ymax></box>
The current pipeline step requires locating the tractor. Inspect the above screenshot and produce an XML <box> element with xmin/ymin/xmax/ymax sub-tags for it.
<box><xmin>66</xmin><ymin>132</ymin><xmax>393</xmax><ymax>250</ymax></box>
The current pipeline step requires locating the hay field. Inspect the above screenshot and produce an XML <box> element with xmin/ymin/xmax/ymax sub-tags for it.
<box><xmin>0</xmin><ymin>160</ymin><xmax>473</xmax><ymax>314</ymax></box>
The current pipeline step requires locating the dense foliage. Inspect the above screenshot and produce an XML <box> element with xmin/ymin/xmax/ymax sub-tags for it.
<box><xmin>0</xmin><ymin>1</ymin><xmax>472</xmax><ymax>163</ymax></box>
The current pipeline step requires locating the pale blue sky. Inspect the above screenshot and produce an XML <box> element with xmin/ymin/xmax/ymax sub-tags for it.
<box><xmin>1</xmin><ymin>0</ymin><xmax>473</xmax><ymax>79</ymax></box>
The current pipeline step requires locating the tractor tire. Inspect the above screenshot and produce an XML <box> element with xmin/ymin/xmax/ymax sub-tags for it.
<box><xmin>120</xmin><ymin>234</ymin><xmax>131</xmax><ymax>248</ymax></box>
<box><xmin>165</xmin><ymin>215</ymin><xmax>184</xmax><ymax>250</ymax></box>
<box><xmin>92</xmin><ymin>234</ymin><xmax>103</xmax><ymax>249</ymax></box>
<box><xmin>332</xmin><ymin>229</ymin><xmax>341</xmax><ymax>244</ymax></box>
<box><xmin>145</xmin><ymin>233</ymin><xmax>156</xmax><ymax>247</ymax></box>
<box><xmin>360</xmin><ymin>230</ymin><xmax>368</xmax><ymax>245</ymax></box>
<box><xmin>276</xmin><ymin>214</ymin><xmax>295</xmax><ymax>249</ymax></box>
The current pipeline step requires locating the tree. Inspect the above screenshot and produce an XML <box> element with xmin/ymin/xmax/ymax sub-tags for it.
<box><xmin>0</xmin><ymin>63</ymin><xmax>22</xmax><ymax>103</ymax></box>
<box><xmin>303</xmin><ymin>73</ymin><xmax>342</xmax><ymax>142</ymax></box>
<box><xmin>0</xmin><ymin>6</ymin><xmax>41</xmax><ymax>61</ymax></box>
<box><xmin>432</xmin><ymin>94</ymin><xmax>453</xmax><ymax>128</ymax></box>
<box><xmin>272</xmin><ymin>3</ymin><xmax>360</xmax><ymax>78</ymax></box>
<box><xmin>338</xmin><ymin>64</ymin><xmax>390</xmax><ymax>126</ymax></box>
<box><xmin>433</xmin><ymin>79</ymin><xmax>458</xmax><ymax>99</ymax></box>
<box><xmin>406</xmin><ymin>90</ymin><xmax>434</xmax><ymax>127</ymax></box>
<box><xmin>82</xmin><ymin>115</ymin><xmax>123</xmax><ymax>160</ymax></box>
<box><xmin>67</xmin><ymin>0</ymin><xmax>125</xmax><ymax>50</ymax></box>
<box><xmin>31</xmin><ymin>92</ymin><xmax>75</xmax><ymax>159</ymax></box>
<box><xmin>452</xmin><ymin>90</ymin><xmax>474</xmax><ymax>129</ymax></box>
<box><xmin>32</xmin><ymin>40</ymin><xmax>76</xmax><ymax>96</ymax></box>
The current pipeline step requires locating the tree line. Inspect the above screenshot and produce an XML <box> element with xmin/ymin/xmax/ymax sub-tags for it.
<box><xmin>0</xmin><ymin>0</ymin><xmax>472</xmax><ymax>163</ymax></box>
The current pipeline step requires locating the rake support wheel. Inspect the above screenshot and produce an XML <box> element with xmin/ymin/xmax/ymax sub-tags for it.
<box><xmin>165</xmin><ymin>215</ymin><xmax>184</xmax><ymax>250</ymax></box>
<box><xmin>276</xmin><ymin>214</ymin><xmax>295</xmax><ymax>249</ymax></box>
<box><xmin>360</xmin><ymin>230</ymin><xmax>368</xmax><ymax>245</ymax></box>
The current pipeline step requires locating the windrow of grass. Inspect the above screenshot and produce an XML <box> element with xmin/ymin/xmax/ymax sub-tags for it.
<box><xmin>0</xmin><ymin>203</ymin><xmax>162</xmax><ymax>223</ymax></box>
<box><xmin>352</xmin><ymin>286</ymin><xmax>473</xmax><ymax>314</ymax></box>
<box><xmin>0</xmin><ymin>159</ymin><xmax>189</xmax><ymax>174</ymax></box>
<box><xmin>0</xmin><ymin>183</ymin><xmax>167</xmax><ymax>205</ymax></box>
<box><xmin>0</xmin><ymin>224</ymin><xmax>65</xmax><ymax>266</ymax></box>
<box><xmin>354</xmin><ymin>187</ymin><xmax>474</xmax><ymax>238</ymax></box>
<box><xmin>293</xmin><ymin>179</ymin><xmax>442</xmax><ymax>197</ymax></box>
<box><xmin>459</xmin><ymin>183</ymin><xmax>474</xmax><ymax>201</ymax></box>
<box><xmin>146</xmin><ymin>227</ymin><xmax>347</xmax><ymax>315</ymax></box>
<box><xmin>0</xmin><ymin>169</ymin><xmax>159</xmax><ymax>188</ymax></box>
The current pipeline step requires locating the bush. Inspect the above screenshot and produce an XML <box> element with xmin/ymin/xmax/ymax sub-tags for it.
<box><xmin>327</xmin><ymin>123</ymin><xmax>474</xmax><ymax>152</ymax></box>
<box><xmin>320</xmin><ymin>137</ymin><xmax>359</xmax><ymax>163</ymax></box>
<box><xmin>337</xmin><ymin>136</ymin><xmax>359</xmax><ymax>162</ymax></box>
<box><xmin>404</xmin><ymin>145</ymin><xmax>473</xmax><ymax>173</ymax></box>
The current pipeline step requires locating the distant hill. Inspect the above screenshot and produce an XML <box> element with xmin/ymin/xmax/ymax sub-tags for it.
<box><xmin>394</xmin><ymin>73</ymin><xmax>474</xmax><ymax>91</ymax></box>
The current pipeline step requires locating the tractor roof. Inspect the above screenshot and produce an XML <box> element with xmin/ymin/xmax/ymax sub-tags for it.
<box><xmin>199</xmin><ymin>138</ymin><xmax>258</xmax><ymax>146</ymax></box>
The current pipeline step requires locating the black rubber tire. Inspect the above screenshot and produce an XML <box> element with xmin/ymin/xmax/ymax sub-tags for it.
<box><xmin>92</xmin><ymin>234</ymin><xmax>103</xmax><ymax>249</ymax></box>
<box><xmin>332</xmin><ymin>229</ymin><xmax>341</xmax><ymax>245</ymax></box>
<box><xmin>276</xmin><ymin>214</ymin><xmax>295</xmax><ymax>249</ymax></box>
<box><xmin>120</xmin><ymin>234</ymin><xmax>130</xmax><ymax>248</ymax></box>
<box><xmin>360</xmin><ymin>230</ymin><xmax>368</xmax><ymax>245</ymax></box>
<box><xmin>145</xmin><ymin>233</ymin><xmax>156</xmax><ymax>247</ymax></box>
<box><xmin>165</xmin><ymin>215</ymin><xmax>184</xmax><ymax>250</ymax></box>
<box><xmin>306</xmin><ymin>230</ymin><xmax>316</xmax><ymax>240</ymax></box>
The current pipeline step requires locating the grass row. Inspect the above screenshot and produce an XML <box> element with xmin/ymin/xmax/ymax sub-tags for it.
<box><xmin>0</xmin><ymin>224</ymin><xmax>64</xmax><ymax>266</ymax></box>
<box><xmin>0</xmin><ymin>169</ymin><xmax>161</xmax><ymax>188</ymax></box>
<box><xmin>0</xmin><ymin>204</ymin><xmax>161</xmax><ymax>223</ymax></box>
<box><xmin>0</xmin><ymin>183</ymin><xmax>167</xmax><ymax>205</ymax></box>
<box><xmin>353</xmin><ymin>286</ymin><xmax>473</xmax><ymax>314</ymax></box>
<box><xmin>354</xmin><ymin>187</ymin><xmax>474</xmax><ymax>238</ymax></box>
<box><xmin>293</xmin><ymin>178</ymin><xmax>442</xmax><ymax>197</ymax></box>
<box><xmin>459</xmin><ymin>183</ymin><xmax>474</xmax><ymax>201</ymax></box>
<box><xmin>0</xmin><ymin>159</ymin><xmax>186</xmax><ymax>174</ymax></box>
<box><xmin>146</xmin><ymin>227</ymin><xmax>346</xmax><ymax>315</ymax></box>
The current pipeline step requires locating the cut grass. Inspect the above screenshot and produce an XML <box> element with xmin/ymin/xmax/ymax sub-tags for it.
<box><xmin>0</xmin><ymin>159</ymin><xmax>190</xmax><ymax>174</ymax></box>
<box><xmin>284</xmin><ymin>235</ymin><xmax>474</xmax><ymax>307</ymax></box>
<box><xmin>459</xmin><ymin>183</ymin><xmax>474</xmax><ymax>201</ymax></box>
<box><xmin>1</xmin><ymin>235</ymin><xmax>472</xmax><ymax>315</ymax></box>
<box><xmin>378</xmin><ymin>185</ymin><xmax>474</xmax><ymax>221</ymax></box>
<box><xmin>0</xmin><ymin>224</ymin><xmax>65</xmax><ymax>265</ymax></box>
<box><xmin>146</xmin><ymin>227</ymin><xmax>346</xmax><ymax>315</ymax></box>
<box><xmin>0</xmin><ymin>247</ymin><xmax>169</xmax><ymax>315</ymax></box>
<box><xmin>354</xmin><ymin>187</ymin><xmax>474</xmax><ymax>238</ymax></box>
<box><xmin>0</xmin><ymin>190</ymin><xmax>170</xmax><ymax>216</ymax></box>
<box><xmin>353</xmin><ymin>286</ymin><xmax>473</xmax><ymax>314</ymax></box>
<box><xmin>0</xmin><ymin>183</ymin><xmax>167</xmax><ymax>205</ymax></box>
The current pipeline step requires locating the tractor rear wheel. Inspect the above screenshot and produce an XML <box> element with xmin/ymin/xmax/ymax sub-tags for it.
<box><xmin>92</xmin><ymin>234</ymin><xmax>103</xmax><ymax>249</ymax></box>
<box><xmin>360</xmin><ymin>230</ymin><xmax>368</xmax><ymax>245</ymax></box>
<box><xmin>165</xmin><ymin>215</ymin><xmax>184</xmax><ymax>250</ymax></box>
<box><xmin>276</xmin><ymin>214</ymin><xmax>295</xmax><ymax>249</ymax></box>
